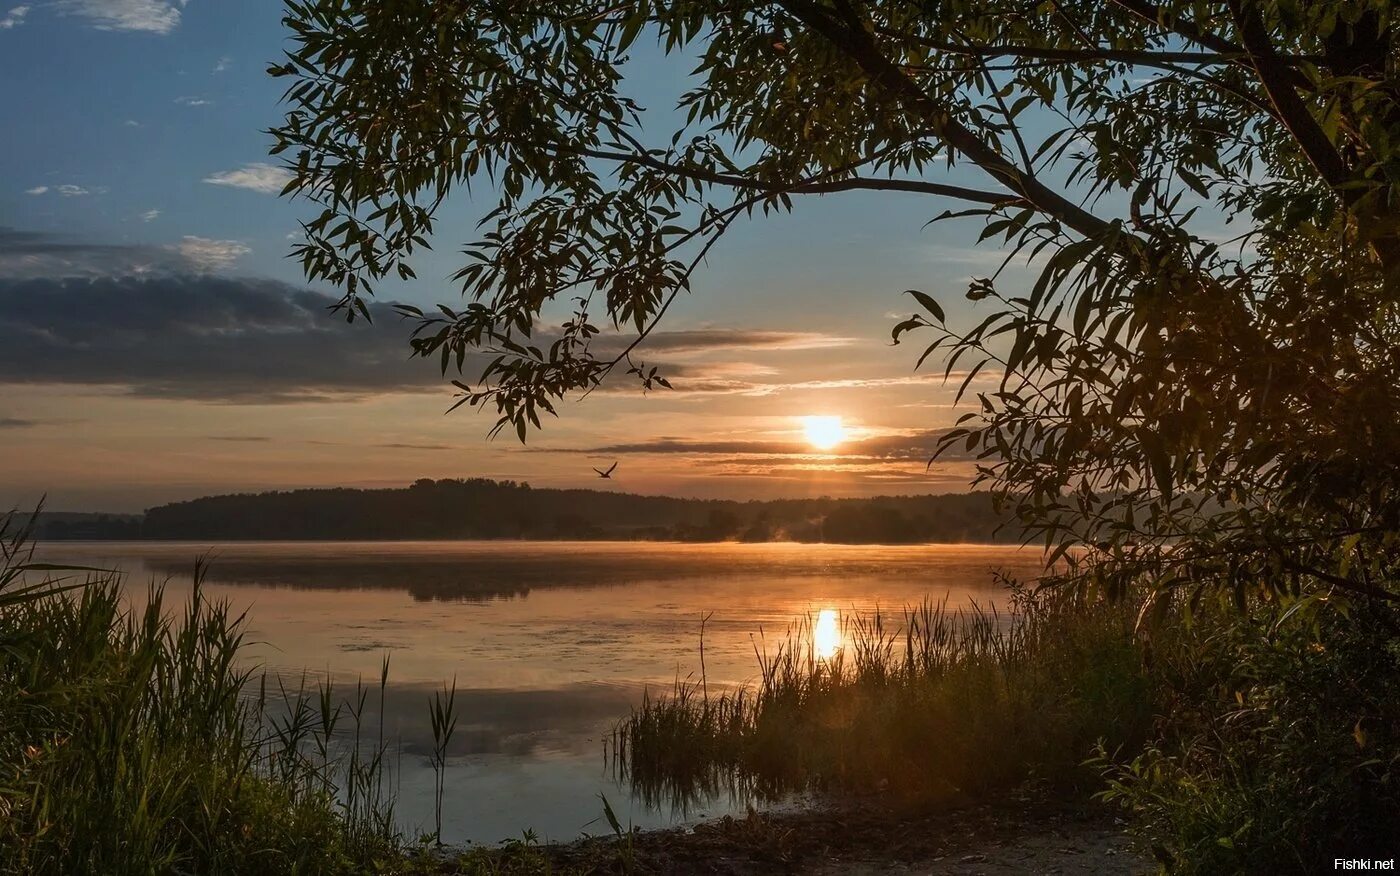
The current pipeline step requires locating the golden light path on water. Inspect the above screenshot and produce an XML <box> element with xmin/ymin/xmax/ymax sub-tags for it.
<box><xmin>814</xmin><ymin>607</ymin><xmax>842</xmax><ymax>660</ymax></box>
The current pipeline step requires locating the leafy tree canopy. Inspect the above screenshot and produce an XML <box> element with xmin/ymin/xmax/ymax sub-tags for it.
<box><xmin>271</xmin><ymin>0</ymin><xmax>1400</xmax><ymax>609</ymax></box>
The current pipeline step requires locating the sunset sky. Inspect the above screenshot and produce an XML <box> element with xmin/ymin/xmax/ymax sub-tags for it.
<box><xmin>0</xmin><ymin>0</ymin><xmax>1023</xmax><ymax>511</ymax></box>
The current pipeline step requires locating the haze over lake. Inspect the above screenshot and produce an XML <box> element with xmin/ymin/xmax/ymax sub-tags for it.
<box><xmin>38</xmin><ymin>540</ymin><xmax>1043</xmax><ymax>845</ymax></box>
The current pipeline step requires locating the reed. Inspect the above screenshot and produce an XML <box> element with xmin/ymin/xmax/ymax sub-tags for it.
<box><xmin>0</xmin><ymin>515</ymin><xmax>403</xmax><ymax>875</ymax></box>
<box><xmin>614</xmin><ymin>585</ymin><xmax>1153</xmax><ymax>809</ymax></box>
<box><xmin>429</xmin><ymin>677</ymin><xmax>461</xmax><ymax>843</ymax></box>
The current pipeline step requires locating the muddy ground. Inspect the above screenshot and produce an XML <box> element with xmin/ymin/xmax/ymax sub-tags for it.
<box><xmin>456</xmin><ymin>793</ymin><xmax>1153</xmax><ymax>875</ymax></box>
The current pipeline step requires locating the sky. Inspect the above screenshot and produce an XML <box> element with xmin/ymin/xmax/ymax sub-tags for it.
<box><xmin>0</xmin><ymin>0</ymin><xmax>1018</xmax><ymax>512</ymax></box>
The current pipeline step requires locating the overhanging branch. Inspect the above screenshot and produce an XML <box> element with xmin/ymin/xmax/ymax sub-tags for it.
<box><xmin>783</xmin><ymin>0</ymin><xmax>1123</xmax><ymax>243</ymax></box>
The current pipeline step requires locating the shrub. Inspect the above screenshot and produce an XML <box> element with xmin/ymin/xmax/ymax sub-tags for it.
<box><xmin>1098</xmin><ymin>602</ymin><xmax>1400</xmax><ymax>873</ymax></box>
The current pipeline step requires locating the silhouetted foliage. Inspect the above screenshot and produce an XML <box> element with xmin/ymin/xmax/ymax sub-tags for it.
<box><xmin>269</xmin><ymin>2</ymin><xmax>1400</xmax><ymax>865</ymax></box>
<box><xmin>270</xmin><ymin>0</ymin><xmax>1400</xmax><ymax>609</ymax></box>
<box><xmin>31</xmin><ymin>513</ymin><xmax>142</xmax><ymax>541</ymax></box>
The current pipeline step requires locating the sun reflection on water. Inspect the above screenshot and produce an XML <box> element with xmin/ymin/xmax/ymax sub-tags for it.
<box><xmin>813</xmin><ymin>608</ymin><xmax>841</xmax><ymax>660</ymax></box>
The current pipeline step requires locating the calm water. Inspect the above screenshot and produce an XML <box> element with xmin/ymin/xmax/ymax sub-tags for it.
<box><xmin>36</xmin><ymin>540</ymin><xmax>1043</xmax><ymax>844</ymax></box>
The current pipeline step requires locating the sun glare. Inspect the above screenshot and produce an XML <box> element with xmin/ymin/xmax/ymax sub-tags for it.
<box><xmin>801</xmin><ymin>415</ymin><xmax>847</xmax><ymax>451</ymax></box>
<box><xmin>814</xmin><ymin>608</ymin><xmax>842</xmax><ymax>660</ymax></box>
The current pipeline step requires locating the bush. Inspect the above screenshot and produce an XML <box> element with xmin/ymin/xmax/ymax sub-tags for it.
<box><xmin>1098</xmin><ymin>602</ymin><xmax>1400</xmax><ymax>873</ymax></box>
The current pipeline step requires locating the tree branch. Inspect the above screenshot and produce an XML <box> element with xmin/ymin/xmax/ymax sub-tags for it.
<box><xmin>1111</xmin><ymin>0</ymin><xmax>1312</xmax><ymax>91</ymax></box>
<box><xmin>783</xmin><ymin>0</ymin><xmax>1123</xmax><ymax>242</ymax></box>
<box><xmin>1278</xmin><ymin>556</ymin><xmax>1400</xmax><ymax>603</ymax></box>
<box><xmin>1225</xmin><ymin>0</ymin><xmax>1350</xmax><ymax>191</ymax></box>
<box><xmin>569</xmin><ymin>145</ymin><xmax>1023</xmax><ymax>206</ymax></box>
<box><xmin>1108</xmin><ymin>0</ymin><xmax>1245</xmax><ymax>58</ymax></box>
<box><xmin>877</xmin><ymin>29</ymin><xmax>1318</xmax><ymax>67</ymax></box>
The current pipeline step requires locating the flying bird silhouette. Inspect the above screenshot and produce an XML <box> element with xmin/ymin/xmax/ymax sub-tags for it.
<box><xmin>593</xmin><ymin>461</ymin><xmax>618</xmax><ymax>479</ymax></box>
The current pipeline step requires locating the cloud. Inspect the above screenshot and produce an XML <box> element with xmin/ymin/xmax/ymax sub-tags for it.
<box><xmin>629</xmin><ymin>330</ymin><xmax>856</xmax><ymax>354</ymax></box>
<box><xmin>0</xmin><ymin>6</ymin><xmax>29</xmax><ymax>29</ymax></box>
<box><xmin>704</xmin><ymin>464</ymin><xmax>973</xmax><ymax>487</ymax></box>
<box><xmin>375</xmin><ymin>442</ymin><xmax>455</xmax><ymax>451</ymax></box>
<box><xmin>212</xmin><ymin>55</ymin><xmax>230</xmax><ymax>73</ymax></box>
<box><xmin>576</xmin><ymin>429</ymin><xmax>968</xmax><ymax>461</ymax></box>
<box><xmin>0</xmin><ymin>228</ymin><xmax>180</xmax><ymax>278</ymax></box>
<box><xmin>56</xmin><ymin>0</ymin><xmax>186</xmax><ymax>34</ymax></box>
<box><xmin>0</xmin><ymin>272</ymin><xmax>439</xmax><ymax>403</ymax></box>
<box><xmin>174</xmin><ymin>96</ymin><xmax>211</xmax><ymax>107</ymax></box>
<box><xmin>0</xmin><ymin>417</ymin><xmax>38</xmax><ymax>428</ymax></box>
<box><xmin>176</xmin><ymin>236</ymin><xmax>249</xmax><ymax>271</ymax></box>
<box><xmin>24</xmin><ymin>185</ymin><xmax>100</xmax><ymax>197</ymax></box>
<box><xmin>0</xmin><ymin>228</ymin><xmax>252</xmax><ymax>282</ymax></box>
<box><xmin>595</xmin><ymin>370</ymin><xmax>942</xmax><ymax>397</ymax></box>
<box><xmin>567</xmin><ymin>330</ymin><xmax>855</xmax><ymax>361</ymax></box>
<box><xmin>0</xmin><ymin>231</ymin><xmax>903</xmax><ymax>408</ymax></box>
<box><xmin>203</xmin><ymin>163</ymin><xmax>293</xmax><ymax>196</ymax></box>
<box><xmin>123</xmin><ymin>119</ymin><xmax>141</xmax><ymax>127</ymax></box>
<box><xmin>206</xmin><ymin>435</ymin><xmax>270</xmax><ymax>442</ymax></box>
<box><xmin>140</xmin><ymin>209</ymin><xmax>161</xmax><ymax>222</ymax></box>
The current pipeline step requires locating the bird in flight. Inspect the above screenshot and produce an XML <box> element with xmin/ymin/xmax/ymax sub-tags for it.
<box><xmin>593</xmin><ymin>461</ymin><xmax>618</xmax><ymax>479</ymax></box>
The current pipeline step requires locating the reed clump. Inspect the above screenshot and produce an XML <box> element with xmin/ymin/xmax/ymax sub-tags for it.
<box><xmin>0</xmin><ymin>514</ymin><xmax>404</xmax><ymax>875</ymax></box>
<box><xmin>615</xmin><ymin>586</ymin><xmax>1152</xmax><ymax>808</ymax></box>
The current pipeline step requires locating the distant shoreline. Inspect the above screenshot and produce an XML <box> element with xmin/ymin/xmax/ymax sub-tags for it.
<box><xmin>38</xmin><ymin>536</ymin><xmax>1029</xmax><ymax>548</ymax></box>
<box><xmin>31</xmin><ymin>479</ymin><xmax>1026</xmax><ymax>545</ymax></box>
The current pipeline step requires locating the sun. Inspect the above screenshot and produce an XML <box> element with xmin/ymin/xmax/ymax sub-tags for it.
<box><xmin>801</xmin><ymin>415</ymin><xmax>847</xmax><ymax>451</ymax></box>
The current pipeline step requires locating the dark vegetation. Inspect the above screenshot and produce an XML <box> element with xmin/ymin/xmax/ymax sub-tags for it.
<box><xmin>31</xmin><ymin>510</ymin><xmax>142</xmax><ymax>540</ymax></box>
<box><xmin>1098</xmin><ymin>602</ymin><xmax>1400</xmax><ymax>873</ymax></box>
<box><xmin>618</xmin><ymin>589</ymin><xmax>1400</xmax><ymax>872</ymax></box>
<box><xmin>42</xmin><ymin>480</ymin><xmax>1022</xmax><ymax>543</ymax></box>
<box><xmin>0</xmin><ymin>516</ymin><xmax>401</xmax><ymax>875</ymax></box>
<box><xmin>617</xmin><ymin>588</ymin><xmax>1152</xmax><ymax>809</ymax></box>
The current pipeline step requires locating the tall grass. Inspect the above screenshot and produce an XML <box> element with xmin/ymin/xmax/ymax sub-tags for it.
<box><xmin>615</xmin><ymin>586</ymin><xmax>1153</xmax><ymax>809</ymax></box>
<box><xmin>0</xmin><ymin>515</ymin><xmax>410</xmax><ymax>874</ymax></box>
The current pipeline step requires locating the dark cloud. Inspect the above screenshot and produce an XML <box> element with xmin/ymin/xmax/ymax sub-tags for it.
<box><xmin>587</xmin><ymin>370</ymin><xmax>946</xmax><ymax>397</ymax></box>
<box><xmin>0</xmin><ymin>272</ymin><xmax>437</xmax><ymax>402</ymax></box>
<box><xmin>585</xmin><ymin>438</ymin><xmax>798</xmax><ymax>455</ymax></box>
<box><xmin>375</xmin><ymin>442</ymin><xmax>456</xmax><ymax>451</ymax></box>
<box><xmin>0</xmin><ymin>418</ymin><xmax>39</xmax><ymax>429</ymax></box>
<box><xmin>707</xmin><ymin>467</ymin><xmax>972</xmax><ymax>485</ymax></box>
<box><xmin>1</xmin><ymin>227</ymin><xmax>194</xmax><ymax>279</ymax></box>
<box><xmin>0</xmin><ymin>229</ymin><xmax>870</xmax><ymax>405</ymax></box>
<box><xmin>579</xmin><ymin>429</ymin><xmax>968</xmax><ymax>461</ymax></box>
<box><xmin>207</xmin><ymin>435</ymin><xmax>272</xmax><ymax>442</ymax></box>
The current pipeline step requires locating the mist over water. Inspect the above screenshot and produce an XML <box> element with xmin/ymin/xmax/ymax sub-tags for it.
<box><xmin>37</xmin><ymin>540</ymin><xmax>1043</xmax><ymax>844</ymax></box>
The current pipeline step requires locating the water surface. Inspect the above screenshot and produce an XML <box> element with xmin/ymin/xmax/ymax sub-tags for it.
<box><xmin>38</xmin><ymin>540</ymin><xmax>1042</xmax><ymax>844</ymax></box>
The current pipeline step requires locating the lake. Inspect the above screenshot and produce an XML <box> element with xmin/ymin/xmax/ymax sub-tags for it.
<box><xmin>35</xmin><ymin>540</ymin><xmax>1045</xmax><ymax>845</ymax></box>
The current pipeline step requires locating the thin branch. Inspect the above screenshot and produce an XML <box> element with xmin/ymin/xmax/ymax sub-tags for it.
<box><xmin>568</xmin><ymin>145</ymin><xmax>1021</xmax><ymax>206</ymax></box>
<box><xmin>876</xmin><ymin>29</ymin><xmax>1318</xmax><ymax>67</ymax></box>
<box><xmin>1278</xmin><ymin>556</ymin><xmax>1400</xmax><ymax>603</ymax></box>
<box><xmin>785</xmin><ymin>0</ymin><xmax>1124</xmax><ymax>243</ymax></box>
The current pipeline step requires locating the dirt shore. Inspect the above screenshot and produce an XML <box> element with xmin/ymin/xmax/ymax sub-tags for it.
<box><xmin>527</xmin><ymin>794</ymin><xmax>1152</xmax><ymax>875</ymax></box>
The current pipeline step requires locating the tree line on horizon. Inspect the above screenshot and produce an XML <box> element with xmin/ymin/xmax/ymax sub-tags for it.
<box><xmin>34</xmin><ymin>478</ymin><xmax>1023</xmax><ymax>544</ymax></box>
